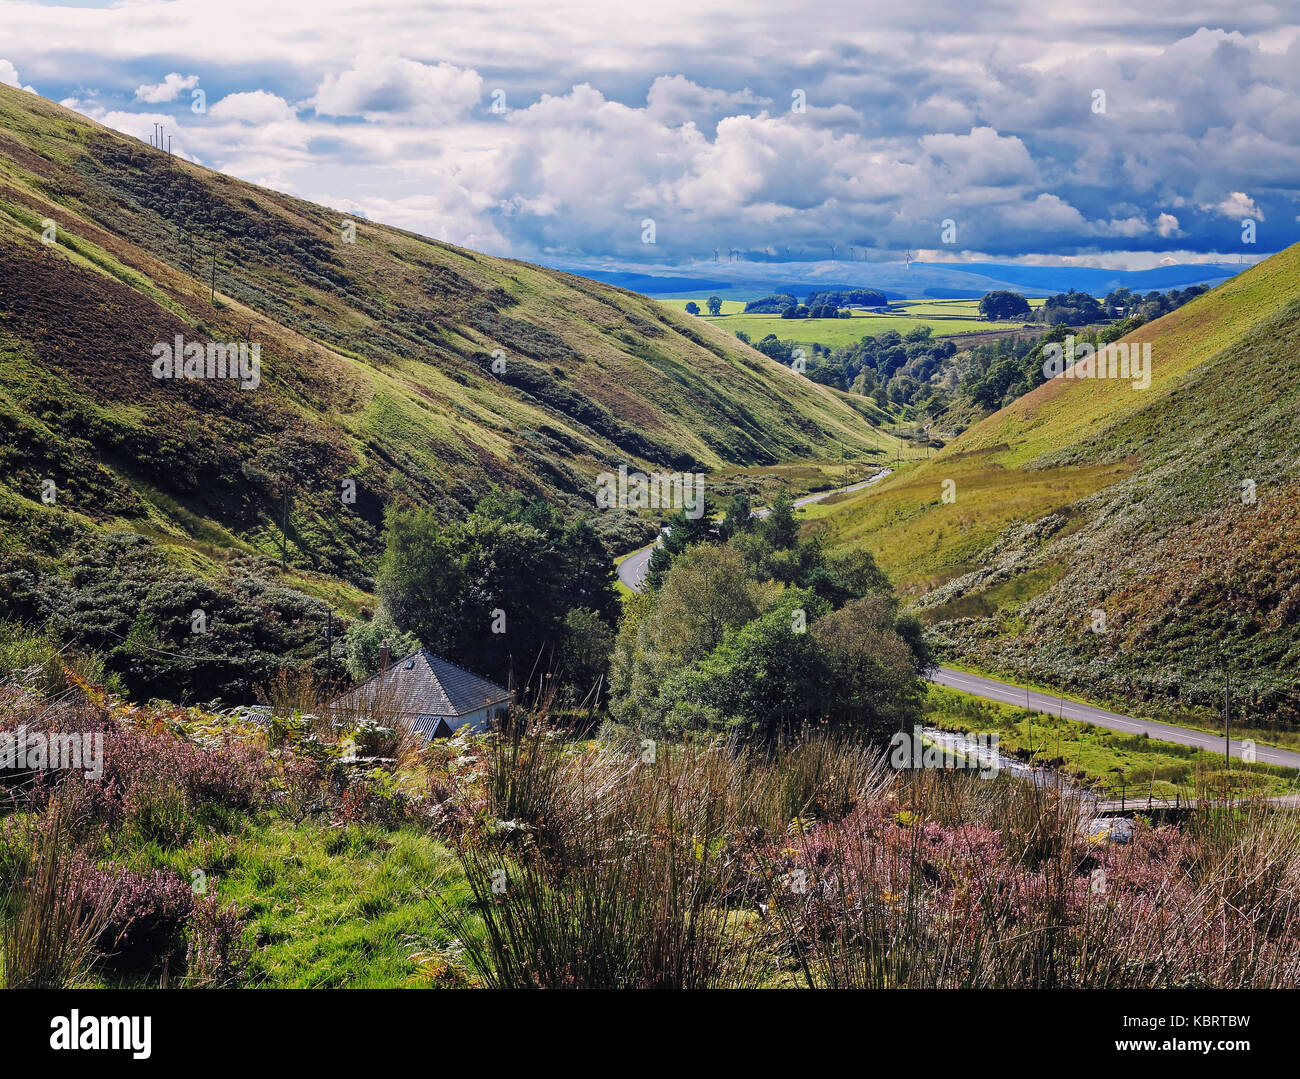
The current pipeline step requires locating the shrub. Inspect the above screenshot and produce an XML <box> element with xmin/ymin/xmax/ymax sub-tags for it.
<box><xmin>185</xmin><ymin>895</ymin><xmax>251</xmax><ymax>988</ymax></box>
<box><xmin>76</xmin><ymin>862</ymin><xmax>194</xmax><ymax>973</ymax></box>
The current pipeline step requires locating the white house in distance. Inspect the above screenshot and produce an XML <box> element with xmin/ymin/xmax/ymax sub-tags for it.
<box><xmin>330</xmin><ymin>644</ymin><xmax>514</xmax><ymax>740</ymax></box>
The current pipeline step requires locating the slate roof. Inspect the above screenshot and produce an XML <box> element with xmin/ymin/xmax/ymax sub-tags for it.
<box><xmin>330</xmin><ymin>648</ymin><xmax>512</xmax><ymax>721</ymax></box>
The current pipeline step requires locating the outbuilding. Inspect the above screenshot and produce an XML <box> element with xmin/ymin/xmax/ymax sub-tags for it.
<box><xmin>330</xmin><ymin>644</ymin><xmax>513</xmax><ymax>739</ymax></box>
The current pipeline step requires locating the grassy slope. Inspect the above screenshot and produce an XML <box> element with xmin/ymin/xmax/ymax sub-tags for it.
<box><xmin>0</xmin><ymin>83</ymin><xmax>899</xmax><ymax>596</ymax></box>
<box><xmin>817</xmin><ymin>244</ymin><xmax>1300</xmax><ymax>723</ymax></box>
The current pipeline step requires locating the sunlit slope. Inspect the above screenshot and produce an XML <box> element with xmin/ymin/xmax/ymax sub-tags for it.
<box><xmin>817</xmin><ymin>244</ymin><xmax>1300</xmax><ymax>722</ymax></box>
<box><xmin>0</xmin><ymin>83</ymin><xmax>893</xmax><ymax>587</ymax></box>
<box><xmin>959</xmin><ymin>246</ymin><xmax>1300</xmax><ymax>467</ymax></box>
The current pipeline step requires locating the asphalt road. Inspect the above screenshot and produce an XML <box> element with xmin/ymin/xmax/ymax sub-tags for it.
<box><xmin>930</xmin><ymin>666</ymin><xmax>1300</xmax><ymax>770</ymax></box>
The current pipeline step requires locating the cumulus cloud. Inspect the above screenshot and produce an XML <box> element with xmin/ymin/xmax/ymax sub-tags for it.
<box><xmin>1155</xmin><ymin>213</ymin><xmax>1181</xmax><ymax>237</ymax></box>
<box><xmin>209</xmin><ymin>91</ymin><xmax>297</xmax><ymax>125</ymax></box>
<box><xmin>311</xmin><ymin>53</ymin><xmax>482</xmax><ymax>122</ymax></box>
<box><xmin>0</xmin><ymin>59</ymin><xmax>36</xmax><ymax>93</ymax></box>
<box><xmin>2</xmin><ymin>5</ymin><xmax>1298</xmax><ymax>264</ymax></box>
<box><xmin>134</xmin><ymin>73</ymin><xmax>199</xmax><ymax>104</ymax></box>
<box><xmin>1208</xmin><ymin>191</ymin><xmax>1264</xmax><ymax>220</ymax></box>
<box><xmin>645</xmin><ymin>75</ymin><xmax>769</xmax><ymax>126</ymax></box>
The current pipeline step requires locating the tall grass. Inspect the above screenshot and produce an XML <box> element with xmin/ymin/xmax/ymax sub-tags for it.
<box><xmin>0</xmin><ymin>798</ymin><xmax>115</xmax><ymax>988</ymax></box>
<box><xmin>437</xmin><ymin>720</ymin><xmax>1300</xmax><ymax>989</ymax></box>
<box><xmin>441</xmin><ymin>720</ymin><xmax>892</xmax><ymax>987</ymax></box>
<box><xmin>759</xmin><ymin>770</ymin><xmax>1300</xmax><ymax>988</ymax></box>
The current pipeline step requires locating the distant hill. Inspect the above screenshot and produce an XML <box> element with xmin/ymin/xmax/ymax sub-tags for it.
<box><xmin>553</xmin><ymin>258</ymin><xmax>1242</xmax><ymax>304</ymax></box>
<box><xmin>815</xmin><ymin>243</ymin><xmax>1300</xmax><ymax>726</ymax></box>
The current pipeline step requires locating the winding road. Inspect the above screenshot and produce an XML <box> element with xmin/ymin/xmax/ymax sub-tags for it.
<box><xmin>614</xmin><ymin>470</ymin><xmax>1300</xmax><ymax>771</ymax></box>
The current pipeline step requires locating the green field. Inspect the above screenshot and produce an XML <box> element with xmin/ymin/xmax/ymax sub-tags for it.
<box><xmin>894</xmin><ymin>297</ymin><xmax>1047</xmax><ymax>318</ymax></box>
<box><xmin>658</xmin><ymin>297</ymin><xmax>1039</xmax><ymax>350</ymax></box>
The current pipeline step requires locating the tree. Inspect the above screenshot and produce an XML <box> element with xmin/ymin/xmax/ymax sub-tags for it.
<box><xmin>644</xmin><ymin>497</ymin><xmax>721</xmax><ymax>589</ymax></box>
<box><xmin>655</xmin><ymin>589</ymin><xmax>831</xmax><ymax>741</ymax></box>
<box><xmin>684</xmin><ymin>301</ymin><xmax>700</xmax><ymax>315</ymax></box>
<box><xmin>812</xmin><ymin>594</ymin><xmax>925</xmax><ymax>739</ymax></box>
<box><xmin>760</xmin><ymin>493</ymin><xmax>800</xmax><ymax>550</ymax></box>
<box><xmin>344</xmin><ymin>612</ymin><xmax>420</xmax><ymax>681</ymax></box>
<box><xmin>558</xmin><ymin>608</ymin><xmax>615</xmax><ymax>699</ymax></box>
<box><xmin>706</xmin><ymin>295</ymin><xmax>723</xmax><ymax>316</ymax></box>
<box><xmin>375</xmin><ymin>500</ymin><xmax>618</xmax><ymax>685</ymax></box>
<box><xmin>719</xmin><ymin>492</ymin><xmax>754</xmax><ymax>539</ymax></box>
<box><xmin>979</xmin><ymin>291</ymin><xmax>1031</xmax><ymax>321</ymax></box>
<box><xmin>649</xmin><ymin>544</ymin><xmax>763</xmax><ymax>658</ymax></box>
<box><xmin>610</xmin><ymin>544</ymin><xmax>766</xmax><ymax>727</ymax></box>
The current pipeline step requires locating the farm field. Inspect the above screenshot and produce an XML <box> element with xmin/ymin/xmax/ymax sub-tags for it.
<box><xmin>895</xmin><ymin>297</ymin><xmax>1047</xmax><ymax>318</ymax></box>
<box><xmin>659</xmin><ymin>298</ymin><xmax>1038</xmax><ymax>350</ymax></box>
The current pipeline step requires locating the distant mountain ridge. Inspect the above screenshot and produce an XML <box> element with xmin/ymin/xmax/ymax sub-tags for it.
<box><xmin>555</xmin><ymin>258</ymin><xmax>1243</xmax><ymax>303</ymax></box>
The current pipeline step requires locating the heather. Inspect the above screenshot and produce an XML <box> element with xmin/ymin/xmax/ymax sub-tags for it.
<box><xmin>4</xmin><ymin>672</ymin><xmax>1300</xmax><ymax>988</ymax></box>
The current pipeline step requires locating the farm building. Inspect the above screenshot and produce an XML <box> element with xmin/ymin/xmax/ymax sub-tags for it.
<box><xmin>329</xmin><ymin>644</ymin><xmax>513</xmax><ymax>740</ymax></box>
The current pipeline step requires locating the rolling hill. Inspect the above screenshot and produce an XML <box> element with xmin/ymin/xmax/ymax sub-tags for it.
<box><xmin>815</xmin><ymin>243</ymin><xmax>1300</xmax><ymax>727</ymax></box>
<box><xmin>0</xmin><ymin>83</ymin><xmax>905</xmax><ymax>700</ymax></box>
<box><xmin>0</xmin><ymin>83</ymin><xmax>895</xmax><ymax>591</ymax></box>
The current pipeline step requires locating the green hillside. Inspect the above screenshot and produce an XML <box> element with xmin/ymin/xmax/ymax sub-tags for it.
<box><xmin>0</xmin><ymin>84</ymin><xmax>910</xmax><ymax>700</ymax></box>
<box><xmin>815</xmin><ymin>244</ymin><xmax>1300</xmax><ymax>726</ymax></box>
<box><xmin>0</xmin><ymin>85</ymin><xmax>897</xmax><ymax>586</ymax></box>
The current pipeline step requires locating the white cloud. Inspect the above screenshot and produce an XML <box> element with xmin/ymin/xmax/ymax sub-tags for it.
<box><xmin>209</xmin><ymin>91</ymin><xmax>297</xmax><ymax>125</ymax></box>
<box><xmin>645</xmin><ymin>75</ymin><xmax>768</xmax><ymax>125</ymax></box>
<box><xmin>0</xmin><ymin>58</ymin><xmax>36</xmax><ymax>93</ymax></box>
<box><xmin>1155</xmin><ymin>212</ymin><xmax>1181</xmax><ymax>237</ymax></box>
<box><xmin>311</xmin><ymin>53</ymin><xmax>482</xmax><ymax>123</ymax></box>
<box><xmin>1</xmin><ymin>5</ymin><xmax>1297</xmax><ymax>264</ymax></box>
<box><xmin>134</xmin><ymin>73</ymin><xmax>199</xmax><ymax>104</ymax></box>
<box><xmin>1208</xmin><ymin>191</ymin><xmax>1264</xmax><ymax>220</ymax></box>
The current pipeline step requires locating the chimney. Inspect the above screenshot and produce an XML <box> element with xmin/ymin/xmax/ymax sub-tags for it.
<box><xmin>379</xmin><ymin>640</ymin><xmax>391</xmax><ymax>672</ymax></box>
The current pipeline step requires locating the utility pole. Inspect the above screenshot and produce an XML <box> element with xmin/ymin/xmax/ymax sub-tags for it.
<box><xmin>1224</xmin><ymin>660</ymin><xmax>1232</xmax><ymax>769</ymax></box>
<box><xmin>210</xmin><ymin>247</ymin><xmax>217</xmax><ymax>304</ymax></box>
<box><xmin>280</xmin><ymin>489</ymin><xmax>291</xmax><ymax>570</ymax></box>
<box><xmin>325</xmin><ymin>609</ymin><xmax>334</xmax><ymax>685</ymax></box>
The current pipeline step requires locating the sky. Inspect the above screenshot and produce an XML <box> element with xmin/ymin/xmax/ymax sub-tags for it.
<box><xmin>1</xmin><ymin>0</ymin><xmax>1298</xmax><ymax>272</ymax></box>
